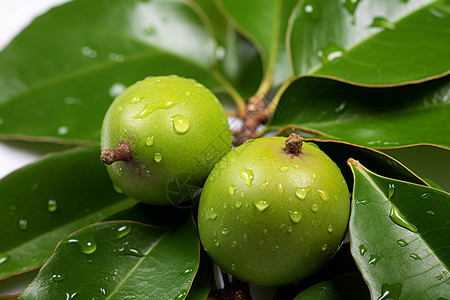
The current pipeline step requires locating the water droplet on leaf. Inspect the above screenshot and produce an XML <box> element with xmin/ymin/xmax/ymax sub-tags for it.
<box><xmin>370</xmin><ymin>17</ymin><xmax>396</xmax><ymax>30</ymax></box>
<box><xmin>359</xmin><ymin>244</ymin><xmax>367</xmax><ymax>256</ymax></box>
<box><xmin>368</xmin><ymin>255</ymin><xmax>381</xmax><ymax>265</ymax></box>
<box><xmin>396</xmin><ymin>239</ymin><xmax>408</xmax><ymax>247</ymax></box>
<box><xmin>389</xmin><ymin>205</ymin><xmax>418</xmax><ymax>233</ymax></box>
<box><xmin>116</xmin><ymin>225</ymin><xmax>131</xmax><ymax>239</ymax></box>
<box><xmin>18</xmin><ymin>219</ymin><xmax>28</xmax><ymax>231</ymax></box>
<box><xmin>47</xmin><ymin>199</ymin><xmax>58</xmax><ymax>212</ymax></box>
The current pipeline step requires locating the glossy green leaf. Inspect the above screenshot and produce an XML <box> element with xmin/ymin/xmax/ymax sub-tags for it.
<box><xmin>293</xmin><ymin>273</ymin><xmax>370</xmax><ymax>300</ymax></box>
<box><xmin>0</xmin><ymin>0</ymin><xmax>231</xmax><ymax>143</ymax></box>
<box><xmin>289</xmin><ymin>0</ymin><xmax>450</xmax><ymax>85</ymax></box>
<box><xmin>219</xmin><ymin>0</ymin><xmax>298</xmax><ymax>88</ymax></box>
<box><xmin>186</xmin><ymin>253</ymin><xmax>214</xmax><ymax>300</ymax></box>
<box><xmin>193</xmin><ymin>0</ymin><xmax>263</xmax><ymax>100</ymax></box>
<box><xmin>0</xmin><ymin>146</ymin><xmax>134</xmax><ymax>279</ymax></box>
<box><xmin>348</xmin><ymin>159</ymin><xmax>450</xmax><ymax>299</ymax></box>
<box><xmin>269</xmin><ymin>76</ymin><xmax>450</xmax><ymax>148</ymax></box>
<box><xmin>20</xmin><ymin>218</ymin><xmax>200</xmax><ymax>299</ymax></box>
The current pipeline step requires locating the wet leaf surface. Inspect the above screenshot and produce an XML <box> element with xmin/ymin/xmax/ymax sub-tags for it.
<box><xmin>348</xmin><ymin>159</ymin><xmax>450</xmax><ymax>299</ymax></box>
<box><xmin>0</xmin><ymin>146</ymin><xmax>134</xmax><ymax>279</ymax></box>
<box><xmin>289</xmin><ymin>0</ymin><xmax>450</xmax><ymax>85</ymax></box>
<box><xmin>270</xmin><ymin>76</ymin><xmax>450</xmax><ymax>148</ymax></box>
<box><xmin>20</xmin><ymin>218</ymin><xmax>200</xmax><ymax>299</ymax></box>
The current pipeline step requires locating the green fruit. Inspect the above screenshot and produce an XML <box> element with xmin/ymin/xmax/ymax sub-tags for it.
<box><xmin>100</xmin><ymin>75</ymin><xmax>232</xmax><ymax>206</ymax></box>
<box><xmin>197</xmin><ymin>135</ymin><xmax>350</xmax><ymax>286</ymax></box>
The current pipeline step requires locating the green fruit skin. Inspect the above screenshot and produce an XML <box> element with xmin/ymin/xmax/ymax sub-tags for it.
<box><xmin>197</xmin><ymin>137</ymin><xmax>350</xmax><ymax>286</ymax></box>
<box><xmin>101</xmin><ymin>75</ymin><xmax>231</xmax><ymax>205</ymax></box>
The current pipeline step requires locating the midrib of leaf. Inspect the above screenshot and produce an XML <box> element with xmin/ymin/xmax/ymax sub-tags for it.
<box><xmin>307</xmin><ymin>0</ymin><xmax>436</xmax><ymax>76</ymax></box>
<box><xmin>1</xmin><ymin>199</ymin><xmax>133</xmax><ymax>267</ymax></box>
<box><xmin>104</xmin><ymin>227</ymin><xmax>170</xmax><ymax>300</ymax></box>
<box><xmin>351</xmin><ymin>162</ymin><xmax>449</xmax><ymax>279</ymax></box>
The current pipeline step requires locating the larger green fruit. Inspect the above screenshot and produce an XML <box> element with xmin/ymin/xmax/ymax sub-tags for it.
<box><xmin>100</xmin><ymin>75</ymin><xmax>232</xmax><ymax>205</ymax></box>
<box><xmin>197</xmin><ymin>135</ymin><xmax>350</xmax><ymax>286</ymax></box>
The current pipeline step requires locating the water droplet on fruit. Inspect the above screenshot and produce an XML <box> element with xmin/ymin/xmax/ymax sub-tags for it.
<box><xmin>295</xmin><ymin>187</ymin><xmax>310</xmax><ymax>199</ymax></box>
<box><xmin>317</xmin><ymin>189</ymin><xmax>329</xmax><ymax>201</ymax></box>
<box><xmin>230</xmin><ymin>264</ymin><xmax>237</xmax><ymax>270</ymax></box>
<box><xmin>327</xmin><ymin>224</ymin><xmax>334</xmax><ymax>233</ymax></box>
<box><xmin>318</xmin><ymin>43</ymin><xmax>345</xmax><ymax>64</ymax></box>
<box><xmin>368</xmin><ymin>255</ymin><xmax>380</xmax><ymax>265</ymax></box>
<box><xmin>214</xmin><ymin>239</ymin><xmax>220</xmax><ymax>246</ymax></box>
<box><xmin>47</xmin><ymin>199</ymin><xmax>58</xmax><ymax>212</ymax></box>
<box><xmin>410</xmin><ymin>253</ymin><xmax>421</xmax><ymax>260</ymax></box>
<box><xmin>311</xmin><ymin>203</ymin><xmax>319</xmax><ymax>212</ymax></box>
<box><xmin>116</xmin><ymin>225</ymin><xmax>131</xmax><ymax>239</ymax></box>
<box><xmin>228</xmin><ymin>185</ymin><xmax>237</xmax><ymax>196</ymax></box>
<box><xmin>388</xmin><ymin>183</ymin><xmax>395</xmax><ymax>199</ymax></box>
<box><xmin>389</xmin><ymin>205</ymin><xmax>418</xmax><ymax>233</ymax></box>
<box><xmin>130</xmin><ymin>97</ymin><xmax>141</xmax><ymax>104</ymax></box>
<box><xmin>239</xmin><ymin>167</ymin><xmax>254</xmax><ymax>187</ymax></box>
<box><xmin>154</xmin><ymin>153</ymin><xmax>162</xmax><ymax>163</ymax></box>
<box><xmin>51</xmin><ymin>274</ymin><xmax>66</xmax><ymax>282</ymax></box>
<box><xmin>207</xmin><ymin>208</ymin><xmax>218</xmax><ymax>220</ymax></box>
<box><xmin>359</xmin><ymin>244</ymin><xmax>367</xmax><ymax>256</ymax></box>
<box><xmin>222</xmin><ymin>228</ymin><xmax>230</xmax><ymax>235</ymax></box>
<box><xmin>146</xmin><ymin>136</ymin><xmax>154</xmax><ymax>146</ymax></box>
<box><xmin>369</xmin><ymin>17</ymin><xmax>396</xmax><ymax>30</ymax></box>
<box><xmin>254</xmin><ymin>201</ymin><xmax>269</xmax><ymax>211</ymax></box>
<box><xmin>396</xmin><ymin>239</ymin><xmax>408</xmax><ymax>247</ymax></box>
<box><xmin>172</xmin><ymin>114</ymin><xmax>190</xmax><ymax>134</ymax></box>
<box><xmin>277</xmin><ymin>183</ymin><xmax>284</xmax><ymax>193</ymax></box>
<box><xmin>303</xmin><ymin>0</ymin><xmax>320</xmax><ymax>21</ymax></box>
<box><xmin>321</xmin><ymin>243</ymin><xmax>328</xmax><ymax>251</ymax></box>
<box><xmin>289</xmin><ymin>211</ymin><xmax>302</xmax><ymax>223</ymax></box>
<box><xmin>235</xmin><ymin>201</ymin><xmax>242</xmax><ymax>208</ymax></box>
<box><xmin>279</xmin><ymin>165</ymin><xmax>289</xmax><ymax>172</ymax></box>
<box><xmin>18</xmin><ymin>219</ymin><xmax>28</xmax><ymax>230</ymax></box>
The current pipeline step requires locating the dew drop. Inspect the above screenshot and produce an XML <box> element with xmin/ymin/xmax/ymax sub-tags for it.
<box><xmin>81</xmin><ymin>46</ymin><xmax>97</xmax><ymax>58</ymax></box>
<box><xmin>318</xmin><ymin>43</ymin><xmax>345</xmax><ymax>64</ymax></box>
<box><xmin>116</xmin><ymin>225</ymin><xmax>131</xmax><ymax>239</ymax></box>
<box><xmin>254</xmin><ymin>201</ymin><xmax>270</xmax><ymax>211</ymax></box>
<box><xmin>214</xmin><ymin>239</ymin><xmax>220</xmax><ymax>246</ymax></box>
<box><xmin>370</xmin><ymin>17</ymin><xmax>396</xmax><ymax>30</ymax></box>
<box><xmin>321</xmin><ymin>243</ymin><xmax>328</xmax><ymax>251</ymax></box>
<box><xmin>410</xmin><ymin>253</ymin><xmax>421</xmax><ymax>260</ymax></box>
<box><xmin>289</xmin><ymin>211</ymin><xmax>302</xmax><ymax>223</ymax></box>
<box><xmin>368</xmin><ymin>255</ymin><xmax>381</xmax><ymax>265</ymax></box>
<box><xmin>389</xmin><ymin>205</ymin><xmax>418</xmax><ymax>233</ymax></box>
<box><xmin>277</xmin><ymin>183</ymin><xmax>284</xmax><ymax>193</ymax></box>
<box><xmin>113</xmin><ymin>184</ymin><xmax>124</xmax><ymax>194</ymax></box>
<box><xmin>355</xmin><ymin>198</ymin><xmax>370</xmax><ymax>205</ymax></box>
<box><xmin>80</xmin><ymin>239</ymin><xmax>97</xmax><ymax>255</ymax></box>
<box><xmin>235</xmin><ymin>201</ymin><xmax>242</xmax><ymax>208</ymax></box>
<box><xmin>230</xmin><ymin>263</ymin><xmax>237</xmax><ymax>271</ymax></box>
<box><xmin>172</xmin><ymin>114</ymin><xmax>190</xmax><ymax>134</ymax></box>
<box><xmin>378</xmin><ymin>283</ymin><xmax>403</xmax><ymax>300</ymax></box>
<box><xmin>117</xmin><ymin>167</ymin><xmax>124</xmax><ymax>176</ymax></box>
<box><xmin>303</xmin><ymin>0</ymin><xmax>320</xmax><ymax>21</ymax></box>
<box><xmin>388</xmin><ymin>183</ymin><xmax>395</xmax><ymax>199</ymax></box>
<box><xmin>288</xmin><ymin>226</ymin><xmax>294</xmax><ymax>233</ymax></box>
<box><xmin>154</xmin><ymin>153</ymin><xmax>162</xmax><ymax>163</ymax></box>
<box><xmin>342</xmin><ymin>0</ymin><xmax>361</xmax><ymax>23</ymax></box>
<box><xmin>207</xmin><ymin>208</ymin><xmax>218</xmax><ymax>220</ymax></box>
<box><xmin>231</xmin><ymin>240</ymin><xmax>238</xmax><ymax>247</ymax></box>
<box><xmin>327</xmin><ymin>224</ymin><xmax>334</xmax><ymax>233</ymax></box>
<box><xmin>317</xmin><ymin>189</ymin><xmax>329</xmax><ymax>201</ymax></box>
<box><xmin>239</xmin><ymin>167</ymin><xmax>254</xmax><ymax>187</ymax></box>
<box><xmin>175</xmin><ymin>289</ymin><xmax>188</xmax><ymax>300</ymax></box>
<box><xmin>420</xmin><ymin>192</ymin><xmax>430</xmax><ymax>199</ymax></box>
<box><xmin>396</xmin><ymin>239</ymin><xmax>408</xmax><ymax>247</ymax></box>
<box><xmin>0</xmin><ymin>254</ymin><xmax>9</xmax><ymax>265</ymax></box>
<box><xmin>47</xmin><ymin>199</ymin><xmax>58</xmax><ymax>213</ymax></box>
<box><xmin>228</xmin><ymin>185</ymin><xmax>237</xmax><ymax>196</ymax></box>
<box><xmin>18</xmin><ymin>219</ymin><xmax>28</xmax><ymax>231</ymax></box>
<box><xmin>426</xmin><ymin>210</ymin><xmax>435</xmax><ymax>216</ymax></box>
<box><xmin>295</xmin><ymin>187</ymin><xmax>310</xmax><ymax>200</ymax></box>
<box><xmin>118</xmin><ymin>246</ymin><xmax>144</xmax><ymax>257</ymax></box>
<box><xmin>146</xmin><ymin>136</ymin><xmax>154</xmax><ymax>146</ymax></box>
<box><xmin>51</xmin><ymin>274</ymin><xmax>66</xmax><ymax>282</ymax></box>
<box><xmin>359</xmin><ymin>244</ymin><xmax>367</xmax><ymax>256</ymax></box>
<box><xmin>261</xmin><ymin>181</ymin><xmax>269</xmax><ymax>189</ymax></box>
<box><xmin>311</xmin><ymin>203</ymin><xmax>319</xmax><ymax>212</ymax></box>
<box><xmin>279</xmin><ymin>165</ymin><xmax>289</xmax><ymax>172</ymax></box>
<box><xmin>222</xmin><ymin>228</ymin><xmax>230</xmax><ymax>235</ymax></box>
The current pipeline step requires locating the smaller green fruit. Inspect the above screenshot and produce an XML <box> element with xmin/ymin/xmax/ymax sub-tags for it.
<box><xmin>100</xmin><ymin>75</ymin><xmax>232</xmax><ymax>205</ymax></box>
<box><xmin>197</xmin><ymin>135</ymin><xmax>350</xmax><ymax>286</ymax></box>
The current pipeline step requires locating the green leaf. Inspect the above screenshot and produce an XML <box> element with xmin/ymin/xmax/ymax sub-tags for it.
<box><xmin>0</xmin><ymin>145</ymin><xmax>134</xmax><ymax>279</ymax></box>
<box><xmin>269</xmin><ymin>76</ymin><xmax>450</xmax><ymax>148</ymax></box>
<box><xmin>293</xmin><ymin>273</ymin><xmax>370</xmax><ymax>300</ymax></box>
<box><xmin>0</xmin><ymin>0</ymin><xmax>227</xmax><ymax>143</ymax></box>
<box><xmin>186</xmin><ymin>253</ymin><xmax>215</xmax><ymax>300</ymax></box>
<box><xmin>20</xmin><ymin>218</ymin><xmax>200</xmax><ymax>299</ymax></box>
<box><xmin>348</xmin><ymin>159</ymin><xmax>450</xmax><ymax>299</ymax></box>
<box><xmin>289</xmin><ymin>0</ymin><xmax>450</xmax><ymax>86</ymax></box>
<box><xmin>218</xmin><ymin>0</ymin><xmax>298</xmax><ymax>88</ymax></box>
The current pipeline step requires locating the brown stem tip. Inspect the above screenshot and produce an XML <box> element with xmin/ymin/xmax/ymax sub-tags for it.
<box><xmin>100</xmin><ymin>142</ymin><xmax>132</xmax><ymax>165</ymax></box>
<box><xmin>284</xmin><ymin>133</ymin><xmax>303</xmax><ymax>156</ymax></box>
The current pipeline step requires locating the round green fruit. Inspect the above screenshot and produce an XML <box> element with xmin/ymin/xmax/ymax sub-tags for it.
<box><xmin>197</xmin><ymin>134</ymin><xmax>350</xmax><ymax>286</ymax></box>
<box><xmin>100</xmin><ymin>75</ymin><xmax>232</xmax><ymax>206</ymax></box>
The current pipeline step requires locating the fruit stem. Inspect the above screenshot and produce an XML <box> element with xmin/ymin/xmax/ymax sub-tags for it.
<box><xmin>100</xmin><ymin>142</ymin><xmax>132</xmax><ymax>165</ymax></box>
<box><xmin>284</xmin><ymin>133</ymin><xmax>303</xmax><ymax>155</ymax></box>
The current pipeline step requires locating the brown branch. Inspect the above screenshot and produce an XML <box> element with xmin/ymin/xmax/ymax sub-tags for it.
<box><xmin>235</xmin><ymin>94</ymin><xmax>269</xmax><ymax>146</ymax></box>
